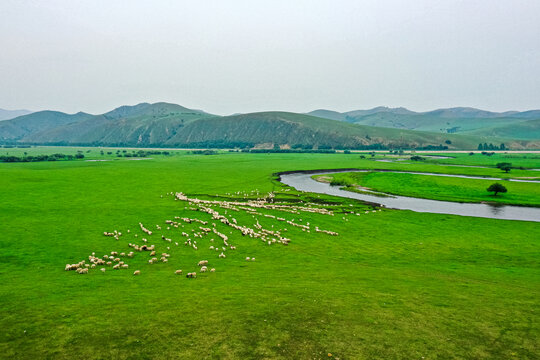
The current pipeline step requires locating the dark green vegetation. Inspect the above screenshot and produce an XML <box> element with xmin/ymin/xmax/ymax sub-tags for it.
<box><xmin>487</xmin><ymin>183</ymin><xmax>508</xmax><ymax>196</ymax></box>
<box><xmin>1</xmin><ymin>150</ymin><xmax>539</xmax><ymax>359</ymax></box>
<box><xmin>0</xmin><ymin>153</ymin><xmax>85</xmax><ymax>162</ymax></box>
<box><xmin>496</xmin><ymin>162</ymin><xmax>513</xmax><ymax>173</ymax></box>
<box><xmin>2</xmin><ymin>103</ymin><xmax>539</xmax><ymax>149</ymax></box>
<box><xmin>310</xmin><ymin>106</ymin><xmax>540</xmax><ymax>140</ymax></box>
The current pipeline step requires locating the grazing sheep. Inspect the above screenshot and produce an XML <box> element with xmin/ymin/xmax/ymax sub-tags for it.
<box><xmin>219</xmin><ymin>252</ymin><xmax>226</xmax><ymax>258</ymax></box>
<box><xmin>246</xmin><ymin>257</ymin><xmax>250</xmax><ymax>261</ymax></box>
<box><xmin>133</xmin><ymin>270</ymin><xmax>141</xmax><ymax>275</ymax></box>
<box><xmin>200</xmin><ymin>266</ymin><xmax>208</xmax><ymax>273</ymax></box>
<box><xmin>175</xmin><ymin>270</ymin><xmax>183</xmax><ymax>275</ymax></box>
<box><xmin>100</xmin><ymin>268</ymin><xmax>106</xmax><ymax>273</ymax></box>
<box><xmin>122</xmin><ymin>264</ymin><xmax>129</xmax><ymax>269</ymax></box>
<box><xmin>251</xmin><ymin>258</ymin><xmax>255</xmax><ymax>261</ymax></box>
<box><xmin>186</xmin><ymin>272</ymin><xmax>197</xmax><ymax>278</ymax></box>
<box><xmin>198</xmin><ymin>260</ymin><xmax>209</xmax><ymax>266</ymax></box>
<box><xmin>210</xmin><ymin>268</ymin><xmax>215</xmax><ymax>272</ymax></box>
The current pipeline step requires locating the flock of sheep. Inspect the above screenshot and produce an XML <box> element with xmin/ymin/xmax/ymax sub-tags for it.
<box><xmin>65</xmin><ymin>190</ymin><xmax>362</xmax><ymax>279</ymax></box>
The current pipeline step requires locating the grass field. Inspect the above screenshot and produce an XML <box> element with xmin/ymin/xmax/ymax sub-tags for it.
<box><xmin>1</xmin><ymin>151</ymin><xmax>539</xmax><ymax>359</ymax></box>
<box><xmin>321</xmin><ymin>171</ymin><xmax>540</xmax><ymax>206</ymax></box>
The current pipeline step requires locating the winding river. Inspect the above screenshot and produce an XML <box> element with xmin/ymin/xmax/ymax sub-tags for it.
<box><xmin>279</xmin><ymin>170</ymin><xmax>540</xmax><ymax>222</ymax></box>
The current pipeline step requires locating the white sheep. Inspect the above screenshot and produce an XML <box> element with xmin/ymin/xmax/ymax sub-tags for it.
<box><xmin>133</xmin><ymin>270</ymin><xmax>141</xmax><ymax>275</ymax></box>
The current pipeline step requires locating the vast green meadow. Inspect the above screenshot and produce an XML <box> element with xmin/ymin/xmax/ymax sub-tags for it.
<box><xmin>1</xmin><ymin>150</ymin><xmax>539</xmax><ymax>359</ymax></box>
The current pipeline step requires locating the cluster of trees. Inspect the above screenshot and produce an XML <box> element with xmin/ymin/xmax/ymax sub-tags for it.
<box><xmin>248</xmin><ymin>149</ymin><xmax>337</xmax><ymax>154</ymax></box>
<box><xmin>0</xmin><ymin>153</ymin><xmax>84</xmax><ymax>163</ymax></box>
<box><xmin>478</xmin><ymin>143</ymin><xmax>506</xmax><ymax>150</ymax></box>
<box><xmin>106</xmin><ymin>149</ymin><xmax>171</xmax><ymax>157</ymax></box>
<box><xmin>496</xmin><ymin>162</ymin><xmax>512</xmax><ymax>173</ymax></box>
<box><xmin>190</xmin><ymin>150</ymin><xmax>218</xmax><ymax>155</ymax></box>
<box><xmin>173</xmin><ymin>141</ymin><xmax>254</xmax><ymax>149</ymax></box>
<box><xmin>410</xmin><ymin>155</ymin><xmax>425</xmax><ymax>161</ymax></box>
<box><xmin>1</xmin><ymin>145</ymin><xmax>31</xmax><ymax>148</ymax></box>
<box><xmin>416</xmin><ymin>145</ymin><xmax>449</xmax><ymax>150</ymax></box>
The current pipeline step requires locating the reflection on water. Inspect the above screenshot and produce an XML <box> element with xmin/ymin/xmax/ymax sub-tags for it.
<box><xmin>279</xmin><ymin>170</ymin><xmax>540</xmax><ymax>222</ymax></box>
<box><xmin>487</xmin><ymin>203</ymin><xmax>505</xmax><ymax>216</ymax></box>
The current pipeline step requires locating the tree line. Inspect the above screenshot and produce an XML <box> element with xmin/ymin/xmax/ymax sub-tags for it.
<box><xmin>0</xmin><ymin>153</ymin><xmax>85</xmax><ymax>162</ymax></box>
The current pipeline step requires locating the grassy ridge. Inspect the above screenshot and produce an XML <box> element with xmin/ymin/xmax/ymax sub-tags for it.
<box><xmin>3</xmin><ymin>103</ymin><xmax>538</xmax><ymax>149</ymax></box>
<box><xmin>0</xmin><ymin>152</ymin><xmax>539</xmax><ymax>359</ymax></box>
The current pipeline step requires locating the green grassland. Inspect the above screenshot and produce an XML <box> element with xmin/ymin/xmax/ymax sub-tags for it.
<box><xmin>322</xmin><ymin>171</ymin><xmax>540</xmax><ymax>206</ymax></box>
<box><xmin>423</xmin><ymin>152</ymin><xmax>540</xmax><ymax>169</ymax></box>
<box><xmin>1</xmin><ymin>152</ymin><xmax>539</xmax><ymax>359</ymax></box>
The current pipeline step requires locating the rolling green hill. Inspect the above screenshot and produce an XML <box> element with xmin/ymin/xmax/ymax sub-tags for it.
<box><xmin>309</xmin><ymin>107</ymin><xmax>540</xmax><ymax>139</ymax></box>
<box><xmin>1</xmin><ymin>103</ymin><xmax>538</xmax><ymax>149</ymax></box>
<box><xmin>467</xmin><ymin>118</ymin><xmax>540</xmax><ymax>140</ymax></box>
<box><xmin>0</xmin><ymin>111</ymin><xmax>93</xmax><ymax>141</ymax></box>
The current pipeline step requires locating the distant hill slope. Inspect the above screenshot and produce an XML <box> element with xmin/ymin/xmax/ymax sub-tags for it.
<box><xmin>467</xmin><ymin>119</ymin><xmax>540</xmax><ymax>140</ymax></box>
<box><xmin>3</xmin><ymin>102</ymin><xmax>215</xmax><ymax>144</ymax></box>
<box><xmin>0</xmin><ymin>111</ymin><xmax>93</xmax><ymax>141</ymax></box>
<box><xmin>0</xmin><ymin>108</ymin><xmax>33</xmax><ymax>121</ymax></box>
<box><xmin>309</xmin><ymin>107</ymin><xmax>540</xmax><ymax>139</ymax></box>
<box><xmin>1</xmin><ymin>103</ymin><xmax>538</xmax><ymax>149</ymax></box>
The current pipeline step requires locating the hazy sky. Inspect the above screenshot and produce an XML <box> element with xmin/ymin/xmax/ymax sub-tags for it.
<box><xmin>1</xmin><ymin>0</ymin><xmax>539</xmax><ymax>115</ymax></box>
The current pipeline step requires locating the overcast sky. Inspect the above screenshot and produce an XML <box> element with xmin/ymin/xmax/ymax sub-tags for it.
<box><xmin>1</xmin><ymin>0</ymin><xmax>539</xmax><ymax>115</ymax></box>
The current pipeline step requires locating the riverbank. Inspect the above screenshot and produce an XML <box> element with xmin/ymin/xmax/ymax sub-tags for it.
<box><xmin>280</xmin><ymin>170</ymin><xmax>540</xmax><ymax>221</ymax></box>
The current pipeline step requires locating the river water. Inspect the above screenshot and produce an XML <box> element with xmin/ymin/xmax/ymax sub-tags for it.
<box><xmin>279</xmin><ymin>170</ymin><xmax>540</xmax><ymax>222</ymax></box>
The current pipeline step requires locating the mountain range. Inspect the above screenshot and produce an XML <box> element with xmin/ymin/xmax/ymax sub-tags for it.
<box><xmin>308</xmin><ymin>107</ymin><xmax>540</xmax><ymax>139</ymax></box>
<box><xmin>1</xmin><ymin>103</ymin><xmax>539</xmax><ymax>149</ymax></box>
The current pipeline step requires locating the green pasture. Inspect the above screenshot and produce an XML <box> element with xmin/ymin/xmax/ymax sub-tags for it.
<box><xmin>424</xmin><ymin>152</ymin><xmax>540</xmax><ymax>169</ymax></box>
<box><xmin>0</xmin><ymin>152</ymin><xmax>539</xmax><ymax>359</ymax></box>
<box><xmin>322</xmin><ymin>171</ymin><xmax>540</xmax><ymax>206</ymax></box>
